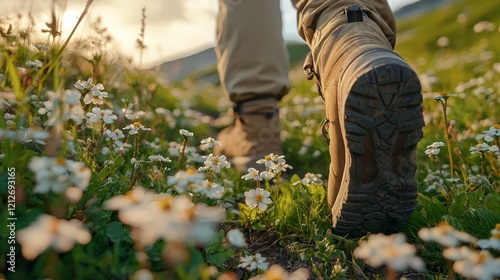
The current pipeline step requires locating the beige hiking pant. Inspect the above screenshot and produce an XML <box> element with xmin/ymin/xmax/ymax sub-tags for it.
<box><xmin>216</xmin><ymin>0</ymin><xmax>395</xmax><ymax>104</ymax></box>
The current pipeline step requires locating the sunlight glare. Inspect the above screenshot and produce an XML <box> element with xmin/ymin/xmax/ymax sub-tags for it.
<box><xmin>61</xmin><ymin>10</ymin><xmax>80</xmax><ymax>35</ymax></box>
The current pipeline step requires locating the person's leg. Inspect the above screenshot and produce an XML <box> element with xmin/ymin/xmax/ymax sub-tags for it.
<box><xmin>293</xmin><ymin>0</ymin><xmax>424</xmax><ymax>236</ymax></box>
<box><xmin>214</xmin><ymin>0</ymin><xmax>290</xmax><ymax>171</ymax></box>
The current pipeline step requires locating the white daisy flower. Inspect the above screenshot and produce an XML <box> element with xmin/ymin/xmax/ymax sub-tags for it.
<box><xmin>86</xmin><ymin>107</ymin><xmax>117</xmax><ymax>124</ymax></box>
<box><xmin>241</xmin><ymin>167</ymin><xmax>263</xmax><ymax>181</ymax></box>
<box><xmin>148</xmin><ymin>155</ymin><xmax>172</xmax><ymax>163</ymax></box>
<box><xmin>238</xmin><ymin>253</ymin><xmax>269</xmax><ymax>271</ymax></box>
<box><xmin>199</xmin><ymin>154</ymin><xmax>231</xmax><ymax>173</ymax></box>
<box><xmin>200</xmin><ymin>137</ymin><xmax>220</xmax><ymax>148</ymax></box>
<box><xmin>418</xmin><ymin>222</ymin><xmax>478</xmax><ymax>247</ymax></box>
<box><xmin>179</xmin><ymin>129</ymin><xmax>194</xmax><ymax>138</ymax></box>
<box><xmin>17</xmin><ymin>214</ymin><xmax>91</xmax><ymax>260</ymax></box>
<box><xmin>244</xmin><ymin>188</ymin><xmax>272</xmax><ymax>211</ymax></box>
<box><xmin>123</xmin><ymin>122</ymin><xmax>151</xmax><ymax>135</ymax></box>
<box><xmin>425</xmin><ymin>142</ymin><xmax>445</xmax><ymax>156</ymax></box>
<box><xmin>353</xmin><ymin>233</ymin><xmax>425</xmax><ymax>272</ymax></box>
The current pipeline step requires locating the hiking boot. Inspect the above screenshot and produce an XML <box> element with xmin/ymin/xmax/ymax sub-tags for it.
<box><xmin>305</xmin><ymin>5</ymin><xmax>425</xmax><ymax>236</ymax></box>
<box><xmin>214</xmin><ymin>97</ymin><xmax>282</xmax><ymax>172</ymax></box>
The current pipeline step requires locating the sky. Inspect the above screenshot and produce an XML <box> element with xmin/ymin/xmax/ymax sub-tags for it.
<box><xmin>0</xmin><ymin>0</ymin><xmax>418</xmax><ymax>68</ymax></box>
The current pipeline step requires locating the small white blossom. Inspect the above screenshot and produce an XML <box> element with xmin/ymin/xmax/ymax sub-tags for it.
<box><xmin>242</xmin><ymin>168</ymin><xmax>263</xmax><ymax>181</ymax></box>
<box><xmin>353</xmin><ymin>233</ymin><xmax>425</xmax><ymax>272</ymax></box>
<box><xmin>425</xmin><ymin>142</ymin><xmax>445</xmax><ymax>156</ymax></box>
<box><xmin>238</xmin><ymin>253</ymin><xmax>269</xmax><ymax>271</ymax></box>
<box><xmin>477</xmin><ymin>224</ymin><xmax>500</xmax><ymax>250</ymax></box>
<box><xmin>74</xmin><ymin>78</ymin><xmax>93</xmax><ymax>90</ymax></box>
<box><xmin>192</xmin><ymin>180</ymin><xmax>224</xmax><ymax>199</ymax></box>
<box><xmin>418</xmin><ymin>222</ymin><xmax>478</xmax><ymax>247</ymax></box>
<box><xmin>26</xmin><ymin>60</ymin><xmax>43</xmax><ymax>68</ymax></box>
<box><xmin>244</xmin><ymin>188</ymin><xmax>272</xmax><ymax>211</ymax></box>
<box><xmin>470</xmin><ymin>143</ymin><xmax>491</xmax><ymax>154</ymax></box>
<box><xmin>227</xmin><ymin>229</ymin><xmax>247</xmax><ymax>248</ymax></box>
<box><xmin>256</xmin><ymin>153</ymin><xmax>286</xmax><ymax>167</ymax></box>
<box><xmin>28</xmin><ymin>156</ymin><xmax>91</xmax><ymax>193</ymax></box>
<box><xmin>434</xmin><ymin>92</ymin><xmax>457</xmax><ymax>101</ymax></box>
<box><xmin>270</xmin><ymin>161</ymin><xmax>293</xmax><ymax>173</ymax></box>
<box><xmin>148</xmin><ymin>155</ymin><xmax>172</xmax><ymax>163</ymax></box>
<box><xmin>38</xmin><ymin>89</ymin><xmax>85</xmax><ymax>126</ymax></box>
<box><xmin>123</xmin><ymin>122</ymin><xmax>151</xmax><ymax>135</ymax></box>
<box><xmin>300</xmin><ymin>173</ymin><xmax>323</xmax><ymax>185</ymax></box>
<box><xmin>199</xmin><ymin>154</ymin><xmax>231</xmax><ymax>173</ymax></box>
<box><xmin>179</xmin><ymin>129</ymin><xmax>193</xmax><ymax>138</ymax></box>
<box><xmin>167</xmin><ymin>167</ymin><xmax>205</xmax><ymax>194</ymax></box>
<box><xmin>86</xmin><ymin>107</ymin><xmax>117</xmax><ymax>124</ymax></box>
<box><xmin>200</xmin><ymin>137</ymin><xmax>220</xmax><ymax>148</ymax></box>
<box><xmin>260</xmin><ymin>171</ymin><xmax>276</xmax><ymax>180</ymax></box>
<box><xmin>17</xmin><ymin>214</ymin><xmax>91</xmax><ymax>260</ymax></box>
<box><xmin>23</xmin><ymin>127</ymin><xmax>50</xmax><ymax>144</ymax></box>
<box><xmin>452</xmin><ymin>250</ymin><xmax>500</xmax><ymax>280</ymax></box>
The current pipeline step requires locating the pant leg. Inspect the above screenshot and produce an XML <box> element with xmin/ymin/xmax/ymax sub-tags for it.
<box><xmin>216</xmin><ymin>0</ymin><xmax>290</xmax><ymax>103</ymax></box>
<box><xmin>291</xmin><ymin>0</ymin><xmax>396</xmax><ymax>48</ymax></box>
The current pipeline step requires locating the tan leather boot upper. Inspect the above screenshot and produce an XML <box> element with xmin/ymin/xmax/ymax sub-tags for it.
<box><xmin>305</xmin><ymin>5</ymin><xmax>424</xmax><ymax>235</ymax></box>
<box><xmin>214</xmin><ymin>97</ymin><xmax>282</xmax><ymax>171</ymax></box>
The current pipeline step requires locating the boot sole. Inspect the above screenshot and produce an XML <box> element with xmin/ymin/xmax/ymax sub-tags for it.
<box><xmin>332</xmin><ymin>60</ymin><xmax>424</xmax><ymax>236</ymax></box>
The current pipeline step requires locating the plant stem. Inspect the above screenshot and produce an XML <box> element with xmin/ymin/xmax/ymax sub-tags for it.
<box><xmin>440</xmin><ymin>99</ymin><xmax>454</xmax><ymax>177</ymax></box>
<box><xmin>176</xmin><ymin>139</ymin><xmax>188</xmax><ymax>173</ymax></box>
<box><xmin>130</xmin><ymin>135</ymin><xmax>139</xmax><ymax>187</ymax></box>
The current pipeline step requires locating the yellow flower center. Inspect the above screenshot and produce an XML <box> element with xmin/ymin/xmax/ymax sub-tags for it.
<box><xmin>495</xmin><ymin>223</ymin><xmax>500</xmax><ymax>231</ymax></box>
<box><xmin>186</xmin><ymin>207</ymin><xmax>196</xmax><ymax>221</ymax></box>
<box><xmin>50</xmin><ymin>218</ymin><xmax>59</xmax><ymax>233</ymax></box>
<box><xmin>440</xmin><ymin>92</ymin><xmax>448</xmax><ymax>96</ymax></box>
<box><xmin>156</xmin><ymin>196</ymin><xmax>173</xmax><ymax>210</ymax></box>
<box><xmin>264</xmin><ymin>155</ymin><xmax>271</xmax><ymax>161</ymax></box>
<box><xmin>205</xmin><ymin>182</ymin><xmax>212</xmax><ymax>189</ymax></box>
<box><xmin>492</xmin><ymin>233</ymin><xmax>500</xmax><ymax>239</ymax></box>
<box><xmin>186</xmin><ymin>166</ymin><xmax>197</xmax><ymax>174</ymax></box>
<box><xmin>125</xmin><ymin>190</ymin><xmax>140</xmax><ymax>203</ymax></box>
<box><xmin>133</xmin><ymin>122</ymin><xmax>142</xmax><ymax>127</ymax></box>
<box><xmin>436</xmin><ymin>221</ymin><xmax>451</xmax><ymax>234</ymax></box>
<box><xmin>474</xmin><ymin>252</ymin><xmax>488</xmax><ymax>264</ymax></box>
<box><xmin>494</xmin><ymin>124</ymin><xmax>500</xmax><ymax>129</ymax></box>
<box><xmin>214</xmin><ymin>157</ymin><xmax>220</xmax><ymax>163</ymax></box>
<box><xmin>255</xmin><ymin>194</ymin><xmax>263</xmax><ymax>203</ymax></box>
<box><xmin>252</xmin><ymin>171</ymin><xmax>259</xmax><ymax>177</ymax></box>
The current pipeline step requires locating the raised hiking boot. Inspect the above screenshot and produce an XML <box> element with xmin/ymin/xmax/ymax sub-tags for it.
<box><xmin>213</xmin><ymin>96</ymin><xmax>282</xmax><ymax>172</ymax></box>
<box><xmin>305</xmin><ymin>5</ymin><xmax>425</xmax><ymax>236</ymax></box>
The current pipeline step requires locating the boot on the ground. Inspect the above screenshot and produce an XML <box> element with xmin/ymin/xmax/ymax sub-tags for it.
<box><xmin>213</xmin><ymin>97</ymin><xmax>282</xmax><ymax>172</ymax></box>
<box><xmin>305</xmin><ymin>4</ymin><xmax>425</xmax><ymax>236</ymax></box>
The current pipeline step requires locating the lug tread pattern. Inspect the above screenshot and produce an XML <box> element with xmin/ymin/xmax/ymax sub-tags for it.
<box><xmin>333</xmin><ymin>64</ymin><xmax>424</xmax><ymax>236</ymax></box>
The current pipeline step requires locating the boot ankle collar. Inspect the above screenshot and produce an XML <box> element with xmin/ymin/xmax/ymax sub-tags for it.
<box><xmin>234</xmin><ymin>95</ymin><xmax>279</xmax><ymax>119</ymax></box>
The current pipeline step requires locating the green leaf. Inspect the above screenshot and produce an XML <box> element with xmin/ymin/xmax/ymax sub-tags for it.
<box><xmin>484</xmin><ymin>193</ymin><xmax>500</xmax><ymax>212</ymax></box>
<box><xmin>106</xmin><ymin>222</ymin><xmax>127</xmax><ymax>243</ymax></box>
<box><xmin>98</xmin><ymin>166</ymin><xmax>111</xmax><ymax>181</ymax></box>
<box><xmin>4</xmin><ymin>54</ymin><xmax>23</xmax><ymax>101</ymax></box>
<box><xmin>417</xmin><ymin>193</ymin><xmax>447</xmax><ymax>225</ymax></box>
<box><xmin>290</xmin><ymin>174</ymin><xmax>301</xmax><ymax>184</ymax></box>
<box><xmin>206</xmin><ymin>252</ymin><xmax>230</xmax><ymax>267</ymax></box>
<box><xmin>98</xmin><ymin>156</ymin><xmax>125</xmax><ymax>181</ymax></box>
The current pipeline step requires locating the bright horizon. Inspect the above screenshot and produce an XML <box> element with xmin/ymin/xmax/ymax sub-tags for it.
<box><xmin>0</xmin><ymin>0</ymin><xmax>419</xmax><ymax>68</ymax></box>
